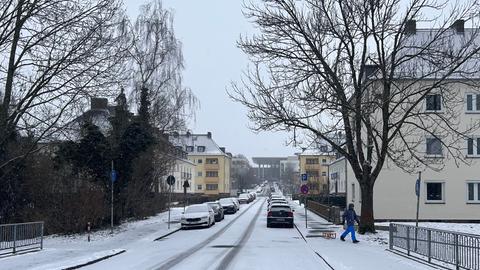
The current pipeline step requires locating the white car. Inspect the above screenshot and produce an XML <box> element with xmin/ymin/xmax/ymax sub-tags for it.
<box><xmin>181</xmin><ymin>204</ymin><xmax>215</xmax><ymax>229</ymax></box>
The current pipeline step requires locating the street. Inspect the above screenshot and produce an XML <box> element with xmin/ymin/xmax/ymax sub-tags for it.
<box><xmin>83</xmin><ymin>198</ymin><xmax>331</xmax><ymax>270</ymax></box>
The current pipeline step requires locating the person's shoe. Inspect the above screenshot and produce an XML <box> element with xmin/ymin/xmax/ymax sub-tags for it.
<box><xmin>340</xmin><ymin>236</ymin><xmax>345</xmax><ymax>241</ymax></box>
<box><xmin>353</xmin><ymin>240</ymin><xmax>360</xmax><ymax>243</ymax></box>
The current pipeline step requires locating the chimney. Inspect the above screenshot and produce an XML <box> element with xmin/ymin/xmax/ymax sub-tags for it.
<box><xmin>207</xmin><ymin>132</ymin><xmax>212</xmax><ymax>138</ymax></box>
<box><xmin>405</xmin><ymin>19</ymin><xmax>416</xmax><ymax>35</ymax></box>
<box><xmin>91</xmin><ymin>98</ymin><xmax>108</xmax><ymax>110</ymax></box>
<box><xmin>220</xmin><ymin>147</ymin><xmax>226</xmax><ymax>153</ymax></box>
<box><xmin>452</xmin><ymin>19</ymin><xmax>465</xmax><ymax>33</ymax></box>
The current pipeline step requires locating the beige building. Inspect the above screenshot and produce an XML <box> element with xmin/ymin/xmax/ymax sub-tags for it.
<box><xmin>343</xmin><ymin>22</ymin><xmax>480</xmax><ymax>221</ymax></box>
<box><xmin>298</xmin><ymin>148</ymin><xmax>335</xmax><ymax>195</ymax></box>
<box><xmin>170</xmin><ymin>132</ymin><xmax>231</xmax><ymax>196</ymax></box>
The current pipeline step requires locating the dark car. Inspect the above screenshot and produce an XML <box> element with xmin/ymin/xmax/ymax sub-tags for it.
<box><xmin>205</xmin><ymin>202</ymin><xmax>224</xmax><ymax>222</ymax></box>
<box><xmin>267</xmin><ymin>206</ymin><xmax>294</xmax><ymax>228</ymax></box>
<box><xmin>219</xmin><ymin>198</ymin><xmax>237</xmax><ymax>214</ymax></box>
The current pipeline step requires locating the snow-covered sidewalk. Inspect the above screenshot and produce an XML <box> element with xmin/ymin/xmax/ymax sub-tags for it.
<box><xmin>0</xmin><ymin>208</ymin><xmax>183</xmax><ymax>270</ymax></box>
<box><xmin>290</xmin><ymin>201</ymin><xmax>434</xmax><ymax>270</ymax></box>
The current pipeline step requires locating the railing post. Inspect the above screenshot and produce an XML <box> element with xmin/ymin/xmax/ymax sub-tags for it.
<box><xmin>40</xmin><ymin>222</ymin><xmax>44</xmax><ymax>250</ymax></box>
<box><xmin>407</xmin><ymin>226</ymin><xmax>410</xmax><ymax>256</ymax></box>
<box><xmin>389</xmin><ymin>223</ymin><xmax>394</xmax><ymax>250</ymax></box>
<box><xmin>455</xmin><ymin>234</ymin><xmax>459</xmax><ymax>270</ymax></box>
<box><xmin>13</xmin><ymin>225</ymin><xmax>17</xmax><ymax>254</ymax></box>
<box><xmin>427</xmin><ymin>230</ymin><xmax>431</xmax><ymax>263</ymax></box>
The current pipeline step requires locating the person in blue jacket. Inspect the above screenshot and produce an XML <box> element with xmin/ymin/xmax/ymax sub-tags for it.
<box><xmin>340</xmin><ymin>203</ymin><xmax>360</xmax><ymax>243</ymax></box>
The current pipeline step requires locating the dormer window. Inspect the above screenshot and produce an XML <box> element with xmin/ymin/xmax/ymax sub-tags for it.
<box><xmin>197</xmin><ymin>146</ymin><xmax>205</xmax><ymax>152</ymax></box>
<box><xmin>186</xmin><ymin>146</ymin><xmax>194</xmax><ymax>152</ymax></box>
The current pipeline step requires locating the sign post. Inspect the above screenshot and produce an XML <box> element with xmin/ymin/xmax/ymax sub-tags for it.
<box><xmin>415</xmin><ymin>171</ymin><xmax>421</xmax><ymax>251</ymax></box>
<box><xmin>166</xmin><ymin>175</ymin><xmax>175</xmax><ymax>230</ymax></box>
<box><xmin>300</xmin><ymin>184</ymin><xmax>309</xmax><ymax>228</ymax></box>
<box><xmin>110</xmin><ymin>161</ymin><xmax>117</xmax><ymax>234</ymax></box>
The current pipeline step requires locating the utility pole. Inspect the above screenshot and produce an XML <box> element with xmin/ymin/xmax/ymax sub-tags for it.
<box><xmin>415</xmin><ymin>171</ymin><xmax>421</xmax><ymax>251</ymax></box>
<box><xmin>110</xmin><ymin>161</ymin><xmax>115</xmax><ymax>234</ymax></box>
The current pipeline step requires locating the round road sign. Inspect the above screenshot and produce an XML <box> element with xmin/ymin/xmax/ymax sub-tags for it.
<box><xmin>300</xmin><ymin>184</ymin><xmax>309</xmax><ymax>194</ymax></box>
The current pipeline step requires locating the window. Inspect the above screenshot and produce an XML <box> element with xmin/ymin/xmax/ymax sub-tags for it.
<box><xmin>186</xmin><ymin>146</ymin><xmax>194</xmax><ymax>152</ymax></box>
<box><xmin>426</xmin><ymin>137</ymin><xmax>443</xmax><ymax>156</ymax></box>
<box><xmin>306</xmin><ymin>158</ymin><xmax>319</xmax><ymax>164</ymax></box>
<box><xmin>197</xmin><ymin>184</ymin><xmax>202</xmax><ymax>190</ymax></box>
<box><xmin>206</xmin><ymin>184</ymin><xmax>218</xmax><ymax>190</ymax></box>
<box><xmin>206</xmin><ymin>171</ymin><xmax>218</xmax><ymax>177</ymax></box>
<box><xmin>198</xmin><ymin>159</ymin><xmax>203</xmax><ymax>164</ymax></box>
<box><xmin>306</xmin><ymin>170</ymin><xmax>319</xmax><ymax>178</ymax></box>
<box><xmin>466</xmin><ymin>93</ymin><xmax>480</xmax><ymax>112</ymax></box>
<box><xmin>197</xmin><ymin>171</ymin><xmax>202</xmax><ymax>177</ymax></box>
<box><xmin>206</xmin><ymin>158</ymin><xmax>218</xmax><ymax>164</ymax></box>
<box><xmin>425</xmin><ymin>94</ymin><xmax>442</xmax><ymax>111</ymax></box>
<box><xmin>322</xmin><ymin>159</ymin><xmax>327</xmax><ymax>164</ymax></box>
<box><xmin>197</xmin><ymin>146</ymin><xmax>205</xmax><ymax>152</ymax></box>
<box><xmin>321</xmin><ymin>171</ymin><xmax>327</xmax><ymax>176</ymax></box>
<box><xmin>320</xmin><ymin>145</ymin><xmax>328</xmax><ymax>152</ymax></box>
<box><xmin>426</xmin><ymin>182</ymin><xmax>444</xmax><ymax>202</ymax></box>
<box><xmin>467</xmin><ymin>137</ymin><xmax>480</xmax><ymax>157</ymax></box>
<box><xmin>467</xmin><ymin>182</ymin><xmax>480</xmax><ymax>203</ymax></box>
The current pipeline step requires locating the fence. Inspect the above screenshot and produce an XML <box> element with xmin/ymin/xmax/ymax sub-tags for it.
<box><xmin>389</xmin><ymin>223</ymin><xmax>480</xmax><ymax>270</ymax></box>
<box><xmin>0</xmin><ymin>222</ymin><xmax>44</xmax><ymax>256</ymax></box>
<box><xmin>306</xmin><ymin>200</ymin><xmax>342</xmax><ymax>224</ymax></box>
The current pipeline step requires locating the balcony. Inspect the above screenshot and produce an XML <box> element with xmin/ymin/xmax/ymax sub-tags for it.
<box><xmin>305</xmin><ymin>164</ymin><xmax>320</xmax><ymax>170</ymax></box>
<box><xmin>204</xmin><ymin>163</ymin><xmax>219</xmax><ymax>170</ymax></box>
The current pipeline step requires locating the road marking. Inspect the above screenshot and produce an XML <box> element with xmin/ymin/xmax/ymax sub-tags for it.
<box><xmin>153</xmin><ymin>199</ymin><xmax>263</xmax><ymax>270</ymax></box>
<box><xmin>215</xmin><ymin>199</ymin><xmax>266</xmax><ymax>270</ymax></box>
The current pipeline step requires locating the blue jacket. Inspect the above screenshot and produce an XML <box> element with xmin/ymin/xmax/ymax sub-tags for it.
<box><xmin>342</xmin><ymin>209</ymin><xmax>359</xmax><ymax>226</ymax></box>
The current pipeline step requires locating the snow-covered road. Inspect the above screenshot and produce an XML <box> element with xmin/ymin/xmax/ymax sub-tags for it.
<box><xmin>83</xmin><ymin>198</ymin><xmax>331</xmax><ymax>270</ymax></box>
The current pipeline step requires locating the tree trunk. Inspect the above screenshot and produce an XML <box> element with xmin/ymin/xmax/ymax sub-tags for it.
<box><xmin>359</xmin><ymin>182</ymin><xmax>375</xmax><ymax>234</ymax></box>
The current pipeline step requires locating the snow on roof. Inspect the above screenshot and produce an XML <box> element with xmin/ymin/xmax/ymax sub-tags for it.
<box><xmin>169</xmin><ymin>133</ymin><xmax>228</xmax><ymax>156</ymax></box>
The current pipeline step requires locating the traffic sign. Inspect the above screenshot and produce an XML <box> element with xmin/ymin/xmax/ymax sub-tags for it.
<box><xmin>301</xmin><ymin>173</ymin><xmax>308</xmax><ymax>181</ymax></box>
<box><xmin>111</xmin><ymin>170</ymin><xmax>117</xmax><ymax>183</ymax></box>
<box><xmin>300</xmin><ymin>184</ymin><xmax>309</xmax><ymax>194</ymax></box>
<box><xmin>415</xmin><ymin>178</ymin><xmax>420</xmax><ymax>197</ymax></box>
<box><xmin>167</xmin><ymin>175</ymin><xmax>175</xmax><ymax>186</ymax></box>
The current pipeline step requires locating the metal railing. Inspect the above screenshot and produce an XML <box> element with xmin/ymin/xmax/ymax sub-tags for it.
<box><xmin>306</xmin><ymin>200</ymin><xmax>342</xmax><ymax>224</ymax></box>
<box><xmin>0</xmin><ymin>222</ymin><xmax>44</xmax><ymax>256</ymax></box>
<box><xmin>389</xmin><ymin>223</ymin><xmax>480</xmax><ymax>270</ymax></box>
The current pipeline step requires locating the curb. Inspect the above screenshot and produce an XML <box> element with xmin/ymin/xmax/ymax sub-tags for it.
<box><xmin>62</xmin><ymin>249</ymin><xmax>126</xmax><ymax>270</ymax></box>
<box><xmin>154</xmin><ymin>227</ymin><xmax>181</xmax><ymax>241</ymax></box>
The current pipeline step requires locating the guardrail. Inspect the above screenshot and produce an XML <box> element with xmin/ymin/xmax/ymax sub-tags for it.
<box><xmin>389</xmin><ymin>223</ymin><xmax>480</xmax><ymax>270</ymax></box>
<box><xmin>0</xmin><ymin>222</ymin><xmax>44</xmax><ymax>256</ymax></box>
<box><xmin>306</xmin><ymin>200</ymin><xmax>342</xmax><ymax>224</ymax></box>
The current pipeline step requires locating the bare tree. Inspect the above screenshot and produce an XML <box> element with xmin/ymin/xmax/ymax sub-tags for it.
<box><xmin>230</xmin><ymin>0</ymin><xmax>480</xmax><ymax>232</ymax></box>
<box><xmin>127</xmin><ymin>0</ymin><xmax>198</xmax><ymax>132</ymax></box>
<box><xmin>0</xmin><ymin>0</ymin><xmax>129</xmax><ymax>221</ymax></box>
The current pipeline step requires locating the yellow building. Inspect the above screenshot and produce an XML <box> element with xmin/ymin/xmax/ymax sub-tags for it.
<box><xmin>170</xmin><ymin>132</ymin><xmax>231</xmax><ymax>196</ymax></box>
<box><xmin>298</xmin><ymin>149</ymin><xmax>335</xmax><ymax>195</ymax></box>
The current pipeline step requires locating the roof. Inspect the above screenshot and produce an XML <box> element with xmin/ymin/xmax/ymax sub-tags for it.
<box><xmin>169</xmin><ymin>133</ymin><xmax>228</xmax><ymax>156</ymax></box>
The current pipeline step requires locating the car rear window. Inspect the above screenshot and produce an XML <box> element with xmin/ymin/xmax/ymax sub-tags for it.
<box><xmin>186</xmin><ymin>205</ymin><xmax>207</xmax><ymax>213</ymax></box>
<box><xmin>270</xmin><ymin>207</ymin><xmax>291</xmax><ymax>211</ymax></box>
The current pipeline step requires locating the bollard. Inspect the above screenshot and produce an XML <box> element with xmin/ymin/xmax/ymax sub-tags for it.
<box><xmin>87</xmin><ymin>222</ymin><xmax>91</xmax><ymax>242</ymax></box>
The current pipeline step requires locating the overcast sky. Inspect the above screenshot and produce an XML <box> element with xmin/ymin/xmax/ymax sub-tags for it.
<box><xmin>124</xmin><ymin>0</ymin><xmax>299</xmax><ymax>160</ymax></box>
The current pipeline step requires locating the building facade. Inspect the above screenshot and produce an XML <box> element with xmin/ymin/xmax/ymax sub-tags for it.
<box><xmin>298</xmin><ymin>149</ymin><xmax>336</xmax><ymax>195</ymax></box>
<box><xmin>170</xmin><ymin>132</ymin><xmax>232</xmax><ymax>196</ymax></box>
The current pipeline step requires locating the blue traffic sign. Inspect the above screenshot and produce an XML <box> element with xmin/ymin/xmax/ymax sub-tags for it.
<box><xmin>301</xmin><ymin>173</ymin><xmax>308</xmax><ymax>181</ymax></box>
<box><xmin>111</xmin><ymin>170</ymin><xmax>117</xmax><ymax>183</ymax></box>
<box><xmin>415</xmin><ymin>179</ymin><xmax>420</xmax><ymax>197</ymax></box>
<box><xmin>301</xmin><ymin>184</ymin><xmax>309</xmax><ymax>194</ymax></box>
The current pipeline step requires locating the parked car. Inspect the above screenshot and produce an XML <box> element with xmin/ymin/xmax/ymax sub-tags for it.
<box><xmin>250</xmin><ymin>192</ymin><xmax>257</xmax><ymax>200</ymax></box>
<box><xmin>267</xmin><ymin>205</ymin><xmax>294</xmax><ymax>228</ymax></box>
<box><xmin>181</xmin><ymin>204</ymin><xmax>215</xmax><ymax>229</ymax></box>
<box><xmin>268</xmin><ymin>198</ymin><xmax>288</xmax><ymax>207</ymax></box>
<box><xmin>219</xmin><ymin>198</ymin><xmax>238</xmax><ymax>214</ymax></box>
<box><xmin>268</xmin><ymin>202</ymin><xmax>290</xmax><ymax>211</ymax></box>
<box><xmin>229</xmin><ymin>197</ymin><xmax>240</xmax><ymax>210</ymax></box>
<box><xmin>238</xmin><ymin>193</ymin><xmax>250</xmax><ymax>204</ymax></box>
<box><xmin>205</xmin><ymin>202</ymin><xmax>224</xmax><ymax>221</ymax></box>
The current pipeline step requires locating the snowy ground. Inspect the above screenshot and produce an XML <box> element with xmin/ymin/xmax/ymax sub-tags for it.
<box><xmin>2</xmin><ymin>195</ymin><xmax>478</xmax><ymax>270</ymax></box>
<box><xmin>0</xmin><ymin>207</ymin><xmax>183</xmax><ymax>270</ymax></box>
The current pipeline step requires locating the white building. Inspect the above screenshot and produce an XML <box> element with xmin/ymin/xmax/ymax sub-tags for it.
<box><xmin>344</xmin><ymin>21</ymin><xmax>480</xmax><ymax>222</ymax></box>
<box><xmin>328</xmin><ymin>157</ymin><xmax>347</xmax><ymax>195</ymax></box>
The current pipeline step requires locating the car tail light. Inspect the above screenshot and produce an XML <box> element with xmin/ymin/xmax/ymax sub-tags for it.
<box><xmin>287</xmin><ymin>212</ymin><xmax>293</xmax><ymax>217</ymax></box>
<box><xmin>267</xmin><ymin>211</ymin><xmax>273</xmax><ymax>217</ymax></box>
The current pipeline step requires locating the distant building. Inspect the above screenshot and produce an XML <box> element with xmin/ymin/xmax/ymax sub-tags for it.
<box><xmin>298</xmin><ymin>146</ymin><xmax>336</xmax><ymax>195</ymax></box>
<box><xmin>252</xmin><ymin>157</ymin><xmax>285</xmax><ymax>181</ymax></box>
<box><xmin>169</xmin><ymin>132</ymin><xmax>232</xmax><ymax>196</ymax></box>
